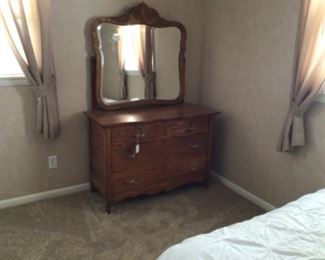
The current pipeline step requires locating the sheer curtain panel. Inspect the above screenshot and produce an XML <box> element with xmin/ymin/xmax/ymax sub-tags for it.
<box><xmin>0</xmin><ymin>0</ymin><xmax>60</xmax><ymax>139</ymax></box>
<box><xmin>277</xmin><ymin>0</ymin><xmax>325</xmax><ymax>152</ymax></box>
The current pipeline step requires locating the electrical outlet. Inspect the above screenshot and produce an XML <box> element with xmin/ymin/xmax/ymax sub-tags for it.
<box><xmin>48</xmin><ymin>155</ymin><xmax>58</xmax><ymax>169</ymax></box>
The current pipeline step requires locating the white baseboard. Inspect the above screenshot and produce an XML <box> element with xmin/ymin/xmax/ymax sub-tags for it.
<box><xmin>0</xmin><ymin>174</ymin><xmax>276</xmax><ymax>212</ymax></box>
<box><xmin>0</xmin><ymin>183</ymin><xmax>90</xmax><ymax>210</ymax></box>
<box><xmin>212</xmin><ymin>171</ymin><xmax>275</xmax><ymax>211</ymax></box>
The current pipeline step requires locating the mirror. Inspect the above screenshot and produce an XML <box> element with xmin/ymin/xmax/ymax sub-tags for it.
<box><xmin>92</xmin><ymin>3</ymin><xmax>186</xmax><ymax>110</ymax></box>
<box><xmin>99</xmin><ymin>24</ymin><xmax>181</xmax><ymax>103</ymax></box>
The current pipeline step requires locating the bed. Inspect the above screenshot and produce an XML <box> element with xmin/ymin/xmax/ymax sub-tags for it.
<box><xmin>158</xmin><ymin>189</ymin><xmax>325</xmax><ymax>260</ymax></box>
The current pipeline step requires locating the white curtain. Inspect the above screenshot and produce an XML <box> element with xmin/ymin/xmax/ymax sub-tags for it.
<box><xmin>0</xmin><ymin>0</ymin><xmax>60</xmax><ymax>139</ymax></box>
<box><xmin>277</xmin><ymin>0</ymin><xmax>325</xmax><ymax>152</ymax></box>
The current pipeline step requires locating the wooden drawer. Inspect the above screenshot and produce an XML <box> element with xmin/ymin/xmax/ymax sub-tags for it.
<box><xmin>111</xmin><ymin>133</ymin><xmax>209</xmax><ymax>171</ymax></box>
<box><xmin>165</xmin><ymin>117</ymin><xmax>209</xmax><ymax>136</ymax></box>
<box><xmin>112</xmin><ymin>156</ymin><xmax>207</xmax><ymax>194</ymax></box>
<box><xmin>111</xmin><ymin>117</ymin><xmax>209</xmax><ymax>144</ymax></box>
<box><xmin>87</xmin><ymin>104</ymin><xmax>218</xmax><ymax>213</ymax></box>
<box><xmin>113</xmin><ymin>174</ymin><xmax>206</xmax><ymax>202</ymax></box>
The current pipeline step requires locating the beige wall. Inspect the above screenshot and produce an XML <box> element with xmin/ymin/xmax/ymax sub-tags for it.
<box><xmin>0</xmin><ymin>0</ymin><xmax>204</xmax><ymax>200</ymax></box>
<box><xmin>3</xmin><ymin>0</ymin><xmax>320</xmax><ymax>208</ymax></box>
<box><xmin>201</xmin><ymin>0</ymin><xmax>325</xmax><ymax>206</ymax></box>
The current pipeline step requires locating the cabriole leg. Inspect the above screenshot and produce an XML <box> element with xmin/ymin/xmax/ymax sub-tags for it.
<box><xmin>90</xmin><ymin>182</ymin><xmax>97</xmax><ymax>192</ymax></box>
<box><xmin>106</xmin><ymin>202</ymin><xmax>112</xmax><ymax>214</ymax></box>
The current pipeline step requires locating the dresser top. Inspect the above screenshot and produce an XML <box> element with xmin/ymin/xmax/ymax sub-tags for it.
<box><xmin>85</xmin><ymin>103</ymin><xmax>220</xmax><ymax>127</ymax></box>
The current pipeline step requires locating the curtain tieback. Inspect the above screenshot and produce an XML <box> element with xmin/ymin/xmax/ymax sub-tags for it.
<box><xmin>33</xmin><ymin>76</ymin><xmax>56</xmax><ymax>98</ymax></box>
<box><xmin>289</xmin><ymin>101</ymin><xmax>305</xmax><ymax>117</ymax></box>
<box><xmin>146</xmin><ymin>72</ymin><xmax>156</xmax><ymax>81</ymax></box>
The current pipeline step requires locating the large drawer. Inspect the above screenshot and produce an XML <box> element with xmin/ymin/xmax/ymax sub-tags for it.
<box><xmin>113</xmin><ymin>174</ymin><xmax>205</xmax><ymax>202</ymax></box>
<box><xmin>112</xmin><ymin>156</ymin><xmax>207</xmax><ymax>194</ymax></box>
<box><xmin>111</xmin><ymin>133</ymin><xmax>209</xmax><ymax>171</ymax></box>
<box><xmin>111</xmin><ymin>117</ymin><xmax>209</xmax><ymax>144</ymax></box>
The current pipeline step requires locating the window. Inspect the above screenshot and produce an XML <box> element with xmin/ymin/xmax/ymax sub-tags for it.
<box><xmin>0</xmin><ymin>24</ymin><xmax>25</xmax><ymax>77</ymax></box>
<box><xmin>116</xmin><ymin>25</ymin><xmax>154</xmax><ymax>76</ymax></box>
<box><xmin>120</xmin><ymin>25</ymin><xmax>141</xmax><ymax>72</ymax></box>
<box><xmin>0</xmin><ymin>0</ymin><xmax>28</xmax><ymax>86</ymax></box>
<box><xmin>115</xmin><ymin>25</ymin><xmax>141</xmax><ymax>74</ymax></box>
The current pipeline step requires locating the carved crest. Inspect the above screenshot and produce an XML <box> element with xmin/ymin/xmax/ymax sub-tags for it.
<box><xmin>95</xmin><ymin>2</ymin><xmax>185</xmax><ymax>28</ymax></box>
<box><xmin>110</xmin><ymin>2</ymin><xmax>165</xmax><ymax>25</ymax></box>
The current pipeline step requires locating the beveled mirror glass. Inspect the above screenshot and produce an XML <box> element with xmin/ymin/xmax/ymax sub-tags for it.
<box><xmin>92</xmin><ymin>3</ymin><xmax>186</xmax><ymax>110</ymax></box>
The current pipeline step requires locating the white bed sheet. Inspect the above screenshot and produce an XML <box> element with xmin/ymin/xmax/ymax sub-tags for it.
<box><xmin>158</xmin><ymin>189</ymin><xmax>325</xmax><ymax>260</ymax></box>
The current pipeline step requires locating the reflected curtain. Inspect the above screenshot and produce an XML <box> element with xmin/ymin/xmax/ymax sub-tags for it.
<box><xmin>137</xmin><ymin>25</ymin><xmax>156</xmax><ymax>99</ymax></box>
<box><xmin>117</xmin><ymin>26</ymin><xmax>128</xmax><ymax>100</ymax></box>
<box><xmin>0</xmin><ymin>0</ymin><xmax>60</xmax><ymax>139</ymax></box>
<box><xmin>277</xmin><ymin>0</ymin><xmax>325</xmax><ymax>152</ymax></box>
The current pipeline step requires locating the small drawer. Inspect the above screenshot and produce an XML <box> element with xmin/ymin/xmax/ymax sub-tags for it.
<box><xmin>166</xmin><ymin>117</ymin><xmax>209</xmax><ymax>136</ymax></box>
<box><xmin>111</xmin><ymin>122</ymin><xmax>165</xmax><ymax>144</ymax></box>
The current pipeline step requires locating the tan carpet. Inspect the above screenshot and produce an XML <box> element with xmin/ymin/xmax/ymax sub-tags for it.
<box><xmin>0</xmin><ymin>180</ymin><xmax>264</xmax><ymax>260</ymax></box>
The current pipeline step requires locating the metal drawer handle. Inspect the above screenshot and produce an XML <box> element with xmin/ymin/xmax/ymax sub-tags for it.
<box><xmin>126</xmin><ymin>178</ymin><xmax>136</xmax><ymax>184</ymax></box>
<box><xmin>187</xmin><ymin>127</ymin><xmax>197</xmax><ymax>132</ymax></box>
<box><xmin>188</xmin><ymin>121</ymin><xmax>196</xmax><ymax>129</ymax></box>
<box><xmin>191</xmin><ymin>143</ymin><xmax>200</xmax><ymax>149</ymax></box>
<box><xmin>127</xmin><ymin>143</ymin><xmax>140</xmax><ymax>159</ymax></box>
<box><xmin>127</xmin><ymin>152</ymin><xmax>136</xmax><ymax>159</ymax></box>
<box><xmin>137</xmin><ymin>128</ymin><xmax>146</xmax><ymax>138</ymax></box>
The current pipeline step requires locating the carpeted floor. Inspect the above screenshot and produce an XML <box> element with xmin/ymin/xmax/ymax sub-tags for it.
<box><xmin>0</xmin><ymin>180</ymin><xmax>264</xmax><ymax>260</ymax></box>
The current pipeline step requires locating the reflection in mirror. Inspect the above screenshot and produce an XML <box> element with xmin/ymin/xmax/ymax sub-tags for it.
<box><xmin>98</xmin><ymin>24</ymin><xmax>181</xmax><ymax>104</ymax></box>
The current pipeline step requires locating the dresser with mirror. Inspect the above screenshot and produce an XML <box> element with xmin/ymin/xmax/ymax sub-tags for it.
<box><xmin>86</xmin><ymin>2</ymin><xmax>219</xmax><ymax>213</ymax></box>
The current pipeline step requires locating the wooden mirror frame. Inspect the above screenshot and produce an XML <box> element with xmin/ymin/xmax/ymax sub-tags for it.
<box><xmin>91</xmin><ymin>2</ymin><xmax>187</xmax><ymax>110</ymax></box>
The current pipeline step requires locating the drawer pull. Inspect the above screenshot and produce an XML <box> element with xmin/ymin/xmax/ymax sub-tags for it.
<box><xmin>126</xmin><ymin>178</ymin><xmax>136</xmax><ymax>184</ymax></box>
<box><xmin>127</xmin><ymin>153</ymin><xmax>136</xmax><ymax>159</ymax></box>
<box><xmin>137</xmin><ymin>128</ymin><xmax>146</xmax><ymax>138</ymax></box>
<box><xmin>127</xmin><ymin>143</ymin><xmax>140</xmax><ymax>159</ymax></box>
<box><xmin>188</xmin><ymin>121</ymin><xmax>195</xmax><ymax>129</ymax></box>
<box><xmin>191</xmin><ymin>143</ymin><xmax>200</xmax><ymax>149</ymax></box>
<box><xmin>188</xmin><ymin>121</ymin><xmax>198</xmax><ymax>130</ymax></box>
<box><xmin>190</xmin><ymin>167</ymin><xmax>199</xmax><ymax>172</ymax></box>
<box><xmin>186</xmin><ymin>128</ymin><xmax>194</xmax><ymax>133</ymax></box>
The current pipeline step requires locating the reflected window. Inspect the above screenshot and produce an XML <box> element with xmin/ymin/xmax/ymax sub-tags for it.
<box><xmin>117</xmin><ymin>25</ymin><xmax>141</xmax><ymax>72</ymax></box>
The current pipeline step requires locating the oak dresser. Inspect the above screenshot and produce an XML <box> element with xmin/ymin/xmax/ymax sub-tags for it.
<box><xmin>86</xmin><ymin>104</ymin><xmax>218</xmax><ymax>213</ymax></box>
